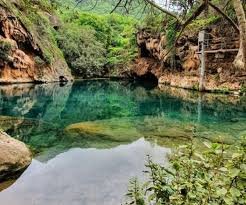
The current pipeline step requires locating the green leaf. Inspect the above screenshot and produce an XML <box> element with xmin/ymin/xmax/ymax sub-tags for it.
<box><xmin>216</xmin><ymin>187</ymin><xmax>227</xmax><ymax>196</ymax></box>
<box><xmin>230</xmin><ymin>187</ymin><xmax>241</xmax><ymax>197</ymax></box>
<box><xmin>194</xmin><ymin>153</ymin><xmax>205</xmax><ymax>161</ymax></box>
<box><xmin>219</xmin><ymin>167</ymin><xmax>228</xmax><ymax>172</ymax></box>
<box><xmin>224</xmin><ymin>197</ymin><xmax>234</xmax><ymax>205</ymax></box>
<box><xmin>232</xmin><ymin>153</ymin><xmax>242</xmax><ymax>159</ymax></box>
<box><xmin>240</xmin><ymin>164</ymin><xmax>246</xmax><ymax>171</ymax></box>
<box><xmin>188</xmin><ymin>192</ymin><xmax>196</xmax><ymax>199</ymax></box>
<box><xmin>230</xmin><ymin>168</ymin><xmax>240</xmax><ymax>178</ymax></box>
<box><xmin>148</xmin><ymin>193</ymin><xmax>156</xmax><ymax>202</ymax></box>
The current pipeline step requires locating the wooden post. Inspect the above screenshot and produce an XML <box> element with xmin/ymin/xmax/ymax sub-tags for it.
<box><xmin>198</xmin><ymin>30</ymin><xmax>206</xmax><ymax>91</ymax></box>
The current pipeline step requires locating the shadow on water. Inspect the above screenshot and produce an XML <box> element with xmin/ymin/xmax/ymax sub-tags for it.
<box><xmin>0</xmin><ymin>80</ymin><xmax>245</xmax><ymax>204</ymax></box>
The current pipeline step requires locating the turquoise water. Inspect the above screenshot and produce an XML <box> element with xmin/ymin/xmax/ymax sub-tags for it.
<box><xmin>0</xmin><ymin>80</ymin><xmax>245</xmax><ymax>205</ymax></box>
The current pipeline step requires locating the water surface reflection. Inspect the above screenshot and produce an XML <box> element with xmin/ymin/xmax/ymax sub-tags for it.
<box><xmin>0</xmin><ymin>80</ymin><xmax>245</xmax><ymax>204</ymax></box>
<box><xmin>0</xmin><ymin>139</ymin><xmax>169</xmax><ymax>205</ymax></box>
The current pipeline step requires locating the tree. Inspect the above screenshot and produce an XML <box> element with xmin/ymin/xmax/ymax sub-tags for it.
<box><xmin>232</xmin><ymin>0</ymin><xmax>246</xmax><ymax>70</ymax></box>
<box><xmin>126</xmin><ymin>138</ymin><xmax>246</xmax><ymax>205</ymax></box>
<box><xmin>76</xmin><ymin>0</ymin><xmax>245</xmax><ymax>70</ymax></box>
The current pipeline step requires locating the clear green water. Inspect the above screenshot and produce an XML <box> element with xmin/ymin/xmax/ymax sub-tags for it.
<box><xmin>0</xmin><ymin>80</ymin><xmax>245</xmax><ymax>205</ymax></box>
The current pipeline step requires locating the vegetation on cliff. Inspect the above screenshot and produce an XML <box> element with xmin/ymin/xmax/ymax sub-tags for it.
<box><xmin>0</xmin><ymin>0</ymin><xmax>72</xmax><ymax>82</ymax></box>
<box><xmin>1</xmin><ymin>0</ymin><xmax>245</xmax><ymax>80</ymax></box>
<box><xmin>1</xmin><ymin>0</ymin><xmax>61</xmax><ymax>63</ymax></box>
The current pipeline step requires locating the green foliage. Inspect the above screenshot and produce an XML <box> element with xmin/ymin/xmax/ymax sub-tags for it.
<box><xmin>0</xmin><ymin>40</ymin><xmax>12</xmax><ymax>61</ymax></box>
<box><xmin>55</xmin><ymin>0</ymin><xmax>115</xmax><ymax>14</ymax></box>
<box><xmin>126</xmin><ymin>178</ymin><xmax>146</xmax><ymax>205</ymax></box>
<box><xmin>166</xmin><ymin>20</ymin><xmax>177</xmax><ymax>49</ymax></box>
<box><xmin>106</xmin><ymin>14</ymin><xmax>137</xmax><ymax>68</ymax></box>
<box><xmin>241</xmin><ymin>84</ymin><xmax>246</xmax><ymax>93</ymax></box>
<box><xmin>187</xmin><ymin>15</ymin><xmax>220</xmax><ymax>32</ymax></box>
<box><xmin>21</xmin><ymin>0</ymin><xmax>54</xmax><ymax>13</ymax></box>
<box><xmin>126</xmin><ymin>138</ymin><xmax>246</xmax><ymax>205</ymax></box>
<box><xmin>0</xmin><ymin>0</ymin><xmax>137</xmax><ymax>77</ymax></box>
<box><xmin>57</xmin><ymin>10</ymin><xmax>137</xmax><ymax>75</ymax></box>
<box><xmin>56</xmin><ymin>25</ymin><xmax>106</xmax><ymax>77</ymax></box>
<box><xmin>140</xmin><ymin>13</ymin><xmax>165</xmax><ymax>33</ymax></box>
<box><xmin>55</xmin><ymin>0</ymin><xmax>146</xmax><ymax>18</ymax></box>
<box><xmin>76</xmin><ymin>12</ymin><xmax>111</xmax><ymax>46</ymax></box>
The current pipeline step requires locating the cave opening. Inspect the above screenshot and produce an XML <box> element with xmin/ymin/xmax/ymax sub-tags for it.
<box><xmin>139</xmin><ymin>44</ymin><xmax>150</xmax><ymax>58</ymax></box>
<box><xmin>134</xmin><ymin>72</ymin><xmax>158</xmax><ymax>89</ymax></box>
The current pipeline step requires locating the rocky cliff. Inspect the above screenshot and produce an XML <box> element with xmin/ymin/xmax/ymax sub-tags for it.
<box><xmin>131</xmin><ymin>20</ymin><xmax>246</xmax><ymax>93</ymax></box>
<box><xmin>0</xmin><ymin>0</ymin><xmax>73</xmax><ymax>83</ymax></box>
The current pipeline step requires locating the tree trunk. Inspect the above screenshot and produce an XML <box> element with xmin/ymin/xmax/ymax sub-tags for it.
<box><xmin>232</xmin><ymin>0</ymin><xmax>246</xmax><ymax>70</ymax></box>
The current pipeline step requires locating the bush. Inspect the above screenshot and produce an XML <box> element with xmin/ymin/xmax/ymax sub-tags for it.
<box><xmin>57</xmin><ymin>10</ymin><xmax>138</xmax><ymax>76</ymax></box>
<box><xmin>106</xmin><ymin>14</ymin><xmax>137</xmax><ymax>68</ymax></box>
<box><xmin>126</xmin><ymin>137</ymin><xmax>246</xmax><ymax>205</ymax></box>
<box><xmin>77</xmin><ymin>13</ymin><xmax>111</xmax><ymax>46</ymax></box>
<box><xmin>56</xmin><ymin>25</ymin><xmax>106</xmax><ymax>77</ymax></box>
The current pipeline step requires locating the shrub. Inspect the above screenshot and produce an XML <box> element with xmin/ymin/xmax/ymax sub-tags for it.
<box><xmin>106</xmin><ymin>14</ymin><xmax>137</xmax><ymax>68</ymax></box>
<box><xmin>77</xmin><ymin>12</ymin><xmax>111</xmax><ymax>46</ymax></box>
<box><xmin>57</xmin><ymin>10</ymin><xmax>138</xmax><ymax>76</ymax></box>
<box><xmin>56</xmin><ymin>25</ymin><xmax>106</xmax><ymax>77</ymax></box>
<box><xmin>126</xmin><ymin>137</ymin><xmax>246</xmax><ymax>205</ymax></box>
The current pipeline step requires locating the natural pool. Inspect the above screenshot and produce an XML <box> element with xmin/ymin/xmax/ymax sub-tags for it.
<box><xmin>0</xmin><ymin>80</ymin><xmax>245</xmax><ymax>205</ymax></box>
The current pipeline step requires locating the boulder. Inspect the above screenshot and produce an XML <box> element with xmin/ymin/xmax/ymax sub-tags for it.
<box><xmin>65</xmin><ymin>116</ymin><xmax>238</xmax><ymax>149</ymax></box>
<box><xmin>0</xmin><ymin>131</ymin><xmax>32</xmax><ymax>181</ymax></box>
<box><xmin>65</xmin><ymin>118</ymin><xmax>142</xmax><ymax>143</ymax></box>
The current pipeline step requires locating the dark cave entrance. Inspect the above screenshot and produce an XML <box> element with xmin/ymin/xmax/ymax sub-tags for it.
<box><xmin>134</xmin><ymin>72</ymin><xmax>158</xmax><ymax>89</ymax></box>
<box><xmin>139</xmin><ymin>44</ymin><xmax>150</xmax><ymax>58</ymax></box>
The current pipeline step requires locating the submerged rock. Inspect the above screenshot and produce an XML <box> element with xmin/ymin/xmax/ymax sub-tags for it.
<box><xmin>65</xmin><ymin>116</ymin><xmax>239</xmax><ymax>149</ymax></box>
<box><xmin>65</xmin><ymin>118</ymin><xmax>142</xmax><ymax>142</ymax></box>
<box><xmin>0</xmin><ymin>131</ymin><xmax>32</xmax><ymax>181</ymax></box>
<box><xmin>64</xmin><ymin>117</ymin><xmax>185</xmax><ymax>143</ymax></box>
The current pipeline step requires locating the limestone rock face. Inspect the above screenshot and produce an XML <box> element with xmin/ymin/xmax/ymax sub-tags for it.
<box><xmin>0</xmin><ymin>131</ymin><xmax>32</xmax><ymax>181</ymax></box>
<box><xmin>136</xmin><ymin>29</ymin><xmax>200</xmax><ymax>70</ymax></box>
<box><xmin>132</xmin><ymin>21</ymin><xmax>245</xmax><ymax>92</ymax></box>
<box><xmin>130</xmin><ymin>29</ymin><xmax>200</xmax><ymax>81</ymax></box>
<box><xmin>0</xmin><ymin>1</ymin><xmax>73</xmax><ymax>83</ymax></box>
